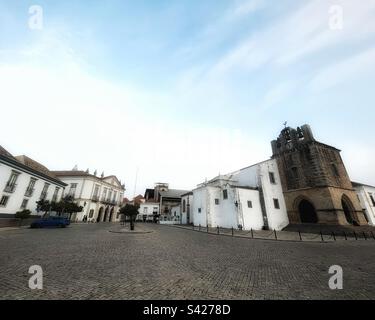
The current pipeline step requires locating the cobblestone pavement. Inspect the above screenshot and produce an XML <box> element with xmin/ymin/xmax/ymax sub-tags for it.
<box><xmin>1</xmin><ymin>223</ymin><xmax>375</xmax><ymax>300</ymax></box>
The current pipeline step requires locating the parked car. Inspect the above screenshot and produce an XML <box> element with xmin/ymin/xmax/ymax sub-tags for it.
<box><xmin>30</xmin><ymin>216</ymin><xmax>70</xmax><ymax>228</ymax></box>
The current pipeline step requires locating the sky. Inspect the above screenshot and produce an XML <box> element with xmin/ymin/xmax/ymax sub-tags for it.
<box><xmin>1</xmin><ymin>0</ymin><xmax>375</xmax><ymax>198</ymax></box>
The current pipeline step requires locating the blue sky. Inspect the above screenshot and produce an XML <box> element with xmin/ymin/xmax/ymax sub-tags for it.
<box><xmin>1</xmin><ymin>0</ymin><xmax>375</xmax><ymax>197</ymax></box>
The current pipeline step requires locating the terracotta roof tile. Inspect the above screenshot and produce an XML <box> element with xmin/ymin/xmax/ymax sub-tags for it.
<box><xmin>15</xmin><ymin>155</ymin><xmax>58</xmax><ymax>180</ymax></box>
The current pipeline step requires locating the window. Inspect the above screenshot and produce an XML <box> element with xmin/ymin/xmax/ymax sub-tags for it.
<box><xmin>52</xmin><ymin>187</ymin><xmax>60</xmax><ymax>202</ymax></box>
<box><xmin>0</xmin><ymin>196</ymin><xmax>9</xmax><ymax>207</ymax></box>
<box><xmin>247</xmin><ymin>201</ymin><xmax>252</xmax><ymax>208</ymax></box>
<box><xmin>20</xmin><ymin>199</ymin><xmax>29</xmax><ymax>209</ymax></box>
<box><xmin>143</xmin><ymin>207</ymin><xmax>148</xmax><ymax>214</ymax></box>
<box><xmin>93</xmin><ymin>185</ymin><xmax>100</xmax><ymax>197</ymax></box>
<box><xmin>113</xmin><ymin>191</ymin><xmax>117</xmax><ymax>202</ymax></box>
<box><xmin>68</xmin><ymin>183</ymin><xmax>78</xmax><ymax>198</ymax></box>
<box><xmin>89</xmin><ymin>209</ymin><xmax>94</xmax><ymax>218</ymax></box>
<box><xmin>4</xmin><ymin>171</ymin><xmax>20</xmax><ymax>193</ymax></box>
<box><xmin>215</xmin><ymin>199</ymin><xmax>219</xmax><ymax>205</ymax></box>
<box><xmin>102</xmin><ymin>188</ymin><xmax>107</xmax><ymax>201</ymax></box>
<box><xmin>25</xmin><ymin>178</ymin><xmax>37</xmax><ymax>197</ymax></box>
<box><xmin>223</xmin><ymin>190</ymin><xmax>228</xmax><ymax>199</ymax></box>
<box><xmin>369</xmin><ymin>193</ymin><xmax>375</xmax><ymax>207</ymax></box>
<box><xmin>273</xmin><ymin>198</ymin><xmax>280</xmax><ymax>209</ymax></box>
<box><xmin>40</xmin><ymin>183</ymin><xmax>50</xmax><ymax>200</ymax></box>
<box><xmin>182</xmin><ymin>200</ymin><xmax>186</xmax><ymax>212</ymax></box>
<box><xmin>198</xmin><ymin>208</ymin><xmax>201</xmax><ymax>213</ymax></box>
<box><xmin>269</xmin><ymin>172</ymin><xmax>276</xmax><ymax>184</ymax></box>
<box><xmin>291</xmin><ymin>167</ymin><xmax>299</xmax><ymax>179</ymax></box>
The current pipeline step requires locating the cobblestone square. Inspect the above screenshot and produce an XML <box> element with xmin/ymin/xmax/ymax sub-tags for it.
<box><xmin>1</xmin><ymin>223</ymin><xmax>375</xmax><ymax>300</ymax></box>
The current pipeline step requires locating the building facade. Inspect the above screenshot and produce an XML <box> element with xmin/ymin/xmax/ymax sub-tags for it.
<box><xmin>192</xmin><ymin>159</ymin><xmax>289</xmax><ymax>231</ymax></box>
<box><xmin>0</xmin><ymin>146</ymin><xmax>66</xmax><ymax>218</ymax></box>
<box><xmin>352</xmin><ymin>182</ymin><xmax>375</xmax><ymax>226</ymax></box>
<box><xmin>271</xmin><ymin>125</ymin><xmax>367</xmax><ymax>226</ymax></box>
<box><xmin>136</xmin><ymin>201</ymin><xmax>160</xmax><ymax>222</ymax></box>
<box><xmin>52</xmin><ymin>170</ymin><xmax>125</xmax><ymax>223</ymax></box>
<box><xmin>144</xmin><ymin>183</ymin><xmax>189</xmax><ymax>222</ymax></box>
<box><xmin>181</xmin><ymin>192</ymin><xmax>193</xmax><ymax>224</ymax></box>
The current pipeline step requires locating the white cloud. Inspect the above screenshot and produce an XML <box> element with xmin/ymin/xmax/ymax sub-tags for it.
<box><xmin>309</xmin><ymin>46</ymin><xmax>375</xmax><ymax>91</ymax></box>
<box><xmin>231</xmin><ymin>0</ymin><xmax>266</xmax><ymax>18</ymax></box>
<box><xmin>261</xmin><ymin>81</ymin><xmax>296</xmax><ymax>110</ymax></box>
<box><xmin>210</xmin><ymin>0</ymin><xmax>375</xmax><ymax>76</ymax></box>
<box><xmin>0</xmin><ymin>30</ymin><xmax>271</xmax><ymax>197</ymax></box>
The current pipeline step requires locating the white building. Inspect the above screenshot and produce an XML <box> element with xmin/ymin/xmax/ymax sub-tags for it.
<box><xmin>0</xmin><ymin>146</ymin><xmax>66</xmax><ymax>218</ymax></box>
<box><xmin>144</xmin><ymin>183</ymin><xmax>189</xmax><ymax>222</ymax></box>
<box><xmin>52</xmin><ymin>169</ymin><xmax>125</xmax><ymax>223</ymax></box>
<box><xmin>181</xmin><ymin>192</ymin><xmax>193</xmax><ymax>224</ymax></box>
<box><xmin>170</xmin><ymin>205</ymin><xmax>181</xmax><ymax>223</ymax></box>
<box><xmin>192</xmin><ymin>159</ymin><xmax>289</xmax><ymax>231</ymax></box>
<box><xmin>137</xmin><ymin>201</ymin><xmax>160</xmax><ymax>222</ymax></box>
<box><xmin>352</xmin><ymin>182</ymin><xmax>375</xmax><ymax>226</ymax></box>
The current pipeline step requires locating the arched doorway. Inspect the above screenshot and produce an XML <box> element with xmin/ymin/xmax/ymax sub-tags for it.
<box><xmin>104</xmin><ymin>207</ymin><xmax>109</xmax><ymax>222</ymax></box>
<box><xmin>341</xmin><ymin>195</ymin><xmax>356</xmax><ymax>225</ymax></box>
<box><xmin>109</xmin><ymin>207</ymin><xmax>114</xmax><ymax>222</ymax></box>
<box><xmin>298</xmin><ymin>199</ymin><xmax>318</xmax><ymax>223</ymax></box>
<box><xmin>97</xmin><ymin>207</ymin><xmax>104</xmax><ymax>223</ymax></box>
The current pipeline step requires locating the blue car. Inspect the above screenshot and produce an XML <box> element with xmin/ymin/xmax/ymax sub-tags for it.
<box><xmin>30</xmin><ymin>216</ymin><xmax>70</xmax><ymax>228</ymax></box>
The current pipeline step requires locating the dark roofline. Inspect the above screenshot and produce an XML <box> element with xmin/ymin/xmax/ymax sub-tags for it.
<box><xmin>181</xmin><ymin>191</ymin><xmax>193</xmax><ymax>197</ymax></box>
<box><xmin>314</xmin><ymin>141</ymin><xmax>341</xmax><ymax>152</ymax></box>
<box><xmin>0</xmin><ymin>154</ymin><xmax>67</xmax><ymax>187</ymax></box>
<box><xmin>229</xmin><ymin>185</ymin><xmax>259</xmax><ymax>191</ymax></box>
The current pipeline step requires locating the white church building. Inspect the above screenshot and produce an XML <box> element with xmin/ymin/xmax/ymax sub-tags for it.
<box><xmin>192</xmin><ymin>159</ymin><xmax>289</xmax><ymax>231</ymax></box>
<box><xmin>352</xmin><ymin>182</ymin><xmax>375</xmax><ymax>226</ymax></box>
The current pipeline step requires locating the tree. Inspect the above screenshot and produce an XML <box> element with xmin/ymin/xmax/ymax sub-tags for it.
<box><xmin>36</xmin><ymin>199</ymin><xmax>51</xmax><ymax>217</ymax></box>
<box><xmin>57</xmin><ymin>196</ymin><xmax>83</xmax><ymax>220</ymax></box>
<box><xmin>36</xmin><ymin>196</ymin><xmax>83</xmax><ymax>220</ymax></box>
<box><xmin>119</xmin><ymin>204</ymin><xmax>139</xmax><ymax>231</ymax></box>
<box><xmin>15</xmin><ymin>209</ymin><xmax>31</xmax><ymax>226</ymax></box>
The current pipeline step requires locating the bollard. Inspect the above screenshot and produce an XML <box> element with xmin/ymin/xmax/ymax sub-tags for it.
<box><xmin>363</xmin><ymin>232</ymin><xmax>367</xmax><ymax>241</ymax></box>
<box><xmin>199</xmin><ymin>224</ymin><xmax>201</xmax><ymax>231</ymax></box>
<box><xmin>332</xmin><ymin>232</ymin><xmax>336</xmax><ymax>241</ymax></box>
<box><xmin>274</xmin><ymin>229</ymin><xmax>277</xmax><ymax>241</ymax></box>
<box><xmin>298</xmin><ymin>230</ymin><xmax>302</xmax><ymax>241</ymax></box>
<box><xmin>343</xmin><ymin>231</ymin><xmax>347</xmax><ymax>240</ymax></box>
<box><xmin>251</xmin><ymin>228</ymin><xmax>254</xmax><ymax>239</ymax></box>
<box><xmin>320</xmin><ymin>231</ymin><xmax>324</xmax><ymax>242</ymax></box>
<box><xmin>232</xmin><ymin>227</ymin><xmax>234</xmax><ymax>237</ymax></box>
<box><xmin>217</xmin><ymin>226</ymin><xmax>219</xmax><ymax>234</ymax></box>
<box><xmin>353</xmin><ymin>231</ymin><xmax>358</xmax><ymax>240</ymax></box>
<box><xmin>207</xmin><ymin>225</ymin><xmax>209</xmax><ymax>233</ymax></box>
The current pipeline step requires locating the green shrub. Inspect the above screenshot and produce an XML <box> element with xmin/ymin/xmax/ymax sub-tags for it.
<box><xmin>15</xmin><ymin>209</ymin><xmax>32</xmax><ymax>220</ymax></box>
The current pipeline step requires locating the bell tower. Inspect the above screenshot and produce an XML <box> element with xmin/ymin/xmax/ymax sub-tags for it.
<box><xmin>271</xmin><ymin>124</ymin><xmax>367</xmax><ymax>225</ymax></box>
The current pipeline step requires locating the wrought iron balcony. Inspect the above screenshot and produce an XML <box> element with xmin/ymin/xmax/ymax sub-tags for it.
<box><xmin>4</xmin><ymin>183</ymin><xmax>17</xmax><ymax>193</ymax></box>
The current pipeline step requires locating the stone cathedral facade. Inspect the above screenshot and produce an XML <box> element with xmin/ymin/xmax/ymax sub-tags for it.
<box><xmin>271</xmin><ymin>125</ymin><xmax>368</xmax><ymax>226</ymax></box>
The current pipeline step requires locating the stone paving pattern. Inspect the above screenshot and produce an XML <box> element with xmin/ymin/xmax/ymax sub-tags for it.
<box><xmin>0</xmin><ymin>223</ymin><xmax>375</xmax><ymax>300</ymax></box>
